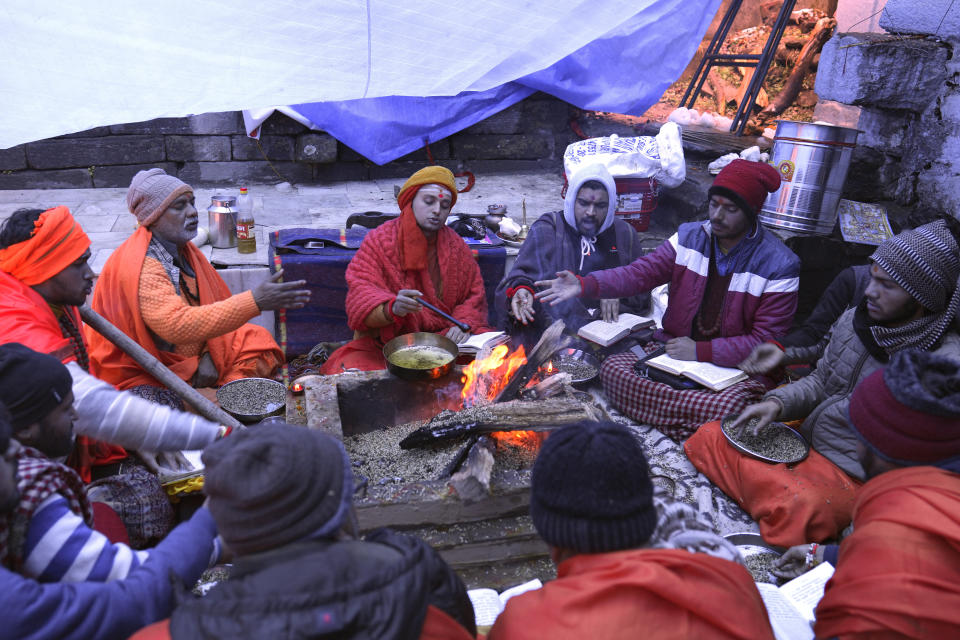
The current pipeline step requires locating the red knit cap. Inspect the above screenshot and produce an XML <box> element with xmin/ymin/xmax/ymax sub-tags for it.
<box><xmin>708</xmin><ymin>159</ymin><xmax>782</xmax><ymax>219</ymax></box>
<box><xmin>848</xmin><ymin>350</ymin><xmax>960</xmax><ymax>465</ymax></box>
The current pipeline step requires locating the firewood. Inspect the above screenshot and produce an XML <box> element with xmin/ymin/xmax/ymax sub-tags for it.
<box><xmin>706</xmin><ymin>68</ymin><xmax>733</xmax><ymax>115</ymax></box>
<box><xmin>523</xmin><ymin>372</ymin><xmax>573</xmax><ymax>400</ymax></box>
<box><xmin>760</xmin><ymin>0</ymin><xmax>784</xmax><ymax>27</ymax></box>
<box><xmin>399</xmin><ymin>396</ymin><xmax>592</xmax><ymax>448</ymax></box>
<box><xmin>758</xmin><ymin>17</ymin><xmax>836</xmax><ymax>122</ymax></box>
<box><xmin>448</xmin><ymin>436</ymin><xmax>495</xmax><ymax>503</ymax></box>
<box><xmin>492</xmin><ymin>320</ymin><xmax>569</xmax><ymax>403</ymax></box>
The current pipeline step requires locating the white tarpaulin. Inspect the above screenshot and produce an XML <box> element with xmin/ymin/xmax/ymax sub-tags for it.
<box><xmin>1</xmin><ymin>0</ymin><xmax>721</xmax><ymax>154</ymax></box>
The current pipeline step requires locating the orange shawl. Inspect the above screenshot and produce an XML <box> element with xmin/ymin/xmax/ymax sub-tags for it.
<box><xmin>87</xmin><ymin>226</ymin><xmax>245</xmax><ymax>389</ymax></box>
<box><xmin>488</xmin><ymin>548</ymin><xmax>775</xmax><ymax>640</ymax></box>
<box><xmin>815</xmin><ymin>466</ymin><xmax>960</xmax><ymax>639</ymax></box>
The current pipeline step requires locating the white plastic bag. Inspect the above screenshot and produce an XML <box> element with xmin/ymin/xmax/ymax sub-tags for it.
<box><xmin>563</xmin><ymin>122</ymin><xmax>686</xmax><ymax>188</ymax></box>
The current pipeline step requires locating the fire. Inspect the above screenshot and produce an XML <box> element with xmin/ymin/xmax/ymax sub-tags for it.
<box><xmin>460</xmin><ymin>344</ymin><xmax>527</xmax><ymax>406</ymax></box>
<box><xmin>490</xmin><ymin>429</ymin><xmax>547</xmax><ymax>451</ymax></box>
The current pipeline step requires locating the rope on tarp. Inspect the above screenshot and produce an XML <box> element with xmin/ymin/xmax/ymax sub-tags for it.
<box><xmin>423</xmin><ymin>139</ymin><xmax>475</xmax><ymax>193</ymax></box>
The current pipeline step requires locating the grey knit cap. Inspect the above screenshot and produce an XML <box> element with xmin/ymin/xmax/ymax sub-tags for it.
<box><xmin>126</xmin><ymin>168</ymin><xmax>192</xmax><ymax>227</ymax></box>
<box><xmin>202</xmin><ymin>423</ymin><xmax>354</xmax><ymax>556</ymax></box>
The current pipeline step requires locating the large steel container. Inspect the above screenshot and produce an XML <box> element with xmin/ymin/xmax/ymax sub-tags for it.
<box><xmin>207</xmin><ymin>194</ymin><xmax>238</xmax><ymax>248</ymax></box>
<box><xmin>759</xmin><ymin>121</ymin><xmax>859</xmax><ymax>235</ymax></box>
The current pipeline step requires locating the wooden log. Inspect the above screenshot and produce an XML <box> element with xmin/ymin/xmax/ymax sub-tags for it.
<box><xmin>522</xmin><ymin>372</ymin><xmax>572</xmax><ymax>400</ymax></box>
<box><xmin>492</xmin><ymin>319</ymin><xmax>569</xmax><ymax>403</ymax></box>
<box><xmin>78</xmin><ymin>305</ymin><xmax>242</xmax><ymax>428</ymax></box>
<box><xmin>758</xmin><ymin>17</ymin><xmax>836</xmax><ymax>122</ymax></box>
<box><xmin>449</xmin><ymin>436</ymin><xmax>495</xmax><ymax>503</ymax></box>
<box><xmin>299</xmin><ymin>374</ymin><xmax>344</xmax><ymax>439</ymax></box>
<box><xmin>399</xmin><ymin>396</ymin><xmax>592</xmax><ymax>448</ymax></box>
<box><xmin>706</xmin><ymin>68</ymin><xmax>732</xmax><ymax>115</ymax></box>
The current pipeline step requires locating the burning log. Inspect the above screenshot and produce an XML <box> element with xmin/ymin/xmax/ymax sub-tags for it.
<box><xmin>398</xmin><ymin>396</ymin><xmax>593</xmax><ymax>449</ymax></box>
<box><xmin>758</xmin><ymin>17</ymin><xmax>836</xmax><ymax>122</ymax></box>
<box><xmin>523</xmin><ymin>372</ymin><xmax>573</xmax><ymax>400</ymax></box>
<box><xmin>448</xmin><ymin>436</ymin><xmax>495</xmax><ymax>503</ymax></box>
<box><xmin>491</xmin><ymin>320</ymin><xmax>569</xmax><ymax>404</ymax></box>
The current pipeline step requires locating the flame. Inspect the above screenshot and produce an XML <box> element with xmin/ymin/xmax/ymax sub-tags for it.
<box><xmin>460</xmin><ymin>344</ymin><xmax>527</xmax><ymax>406</ymax></box>
<box><xmin>491</xmin><ymin>429</ymin><xmax>547</xmax><ymax>451</ymax></box>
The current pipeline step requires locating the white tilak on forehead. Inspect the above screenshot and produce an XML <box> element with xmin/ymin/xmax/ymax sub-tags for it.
<box><xmin>419</xmin><ymin>184</ymin><xmax>452</xmax><ymax>200</ymax></box>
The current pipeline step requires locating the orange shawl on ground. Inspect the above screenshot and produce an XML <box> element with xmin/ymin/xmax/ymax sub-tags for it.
<box><xmin>87</xmin><ymin>226</ymin><xmax>279</xmax><ymax>389</ymax></box>
<box><xmin>815</xmin><ymin>466</ymin><xmax>960</xmax><ymax>639</ymax></box>
<box><xmin>685</xmin><ymin>420</ymin><xmax>860</xmax><ymax>546</ymax></box>
<box><xmin>0</xmin><ymin>271</ymin><xmax>126</xmax><ymax>479</ymax></box>
<box><xmin>487</xmin><ymin>548</ymin><xmax>775</xmax><ymax>640</ymax></box>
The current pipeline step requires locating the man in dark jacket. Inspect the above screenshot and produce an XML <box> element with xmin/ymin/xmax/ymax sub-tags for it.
<box><xmin>154</xmin><ymin>423</ymin><xmax>476</xmax><ymax>640</ymax></box>
<box><xmin>494</xmin><ymin>163</ymin><xmax>650</xmax><ymax>347</ymax></box>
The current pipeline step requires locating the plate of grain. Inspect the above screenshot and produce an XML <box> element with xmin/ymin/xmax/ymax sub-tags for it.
<box><xmin>720</xmin><ymin>414</ymin><xmax>809</xmax><ymax>464</ymax></box>
<box><xmin>724</xmin><ymin>533</ymin><xmax>786</xmax><ymax>584</ymax></box>
<box><xmin>550</xmin><ymin>348</ymin><xmax>600</xmax><ymax>385</ymax></box>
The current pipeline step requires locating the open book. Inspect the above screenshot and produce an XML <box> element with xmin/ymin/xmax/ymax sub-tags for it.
<box><xmin>158</xmin><ymin>449</ymin><xmax>204</xmax><ymax>485</ymax></box>
<box><xmin>757</xmin><ymin>562</ymin><xmax>835</xmax><ymax>640</ymax></box>
<box><xmin>459</xmin><ymin>330</ymin><xmax>510</xmax><ymax>354</ymax></box>
<box><xmin>646</xmin><ymin>353</ymin><xmax>747</xmax><ymax>391</ymax></box>
<box><xmin>577</xmin><ymin>313</ymin><xmax>655</xmax><ymax>347</ymax></box>
<box><xmin>467</xmin><ymin>578</ymin><xmax>542</xmax><ymax>633</ymax></box>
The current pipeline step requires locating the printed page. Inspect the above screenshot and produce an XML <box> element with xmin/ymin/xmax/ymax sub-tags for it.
<box><xmin>468</xmin><ymin>588</ymin><xmax>504</xmax><ymax>628</ymax></box>
<box><xmin>616</xmin><ymin>313</ymin><xmax>655</xmax><ymax>331</ymax></box>
<box><xmin>779</xmin><ymin>562</ymin><xmax>835</xmax><ymax>622</ymax></box>
<box><xmin>460</xmin><ymin>331</ymin><xmax>507</xmax><ymax>351</ymax></box>
<box><xmin>578</xmin><ymin>320</ymin><xmax>629</xmax><ymax>346</ymax></box>
<box><xmin>682</xmin><ymin>361</ymin><xmax>747</xmax><ymax>390</ymax></box>
<box><xmin>646</xmin><ymin>353</ymin><xmax>688</xmax><ymax>376</ymax></box>
<box><xmin>756</xmin><ymin>583</ymin><xmax>814</xmax><ymax>640</ymax></box>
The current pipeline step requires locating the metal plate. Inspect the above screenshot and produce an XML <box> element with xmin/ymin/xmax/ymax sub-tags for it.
<box><xmin>720</xmin><ymin>414</ymin><xmax>810</xmax><ymax>465</ymax></box>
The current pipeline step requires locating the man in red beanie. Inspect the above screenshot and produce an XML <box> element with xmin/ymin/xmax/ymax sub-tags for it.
<box><xmin>770</xmin><ymin>350</ymin><xmax>960</xmax><ymax>639</ymax></box>
<box><xmin>321</xmin><ymin>165</ymin><xmax>493</xmax><ymax>372</ymax></box>
<box><xmin>536</xmin><ymin>159</ymin><xmax>800</xmax><ymax>439</ymax></box>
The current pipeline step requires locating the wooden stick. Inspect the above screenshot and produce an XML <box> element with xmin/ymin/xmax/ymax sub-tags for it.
<box><xmin>492</xmin><ymin>319</ymin><xmax>569</xmax><ymax>404</ymax></box>
<box><xmin>448</xmin><ymin>436</ymin><xmax>495</xmax><ymax>503</ymax></box>
<box><xmin>758</xmin><ymin>17</ymin><xmax>836</xmax><ymax>122</ymax></box>
<box><xmin>78</xmin><ymin>305</ymin><xmax>243</xmax><ymax>428</ymax></box>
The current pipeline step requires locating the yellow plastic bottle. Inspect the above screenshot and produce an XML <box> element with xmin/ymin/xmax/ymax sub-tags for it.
<box><xmin>236</xmin><ymin>186</ymin><xmax>257</xmax><ymax>254</ymax></box>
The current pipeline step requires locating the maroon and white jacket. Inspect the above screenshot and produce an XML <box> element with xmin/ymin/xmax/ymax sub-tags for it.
<box><xmin>581</xmin><ymin>221</ymin><xmax>800</xmax><ymax>367</ymax></box>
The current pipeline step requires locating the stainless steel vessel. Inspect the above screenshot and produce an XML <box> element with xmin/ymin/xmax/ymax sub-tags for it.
<box><xmin>207</xmin><ymin>194</ymin><xmax>238</xmax><ymax>248</ymax></box>
<box><xmin>759</xmin><ymin>120</ymin><xmax>859</xmax><ymax>235</ymax></box>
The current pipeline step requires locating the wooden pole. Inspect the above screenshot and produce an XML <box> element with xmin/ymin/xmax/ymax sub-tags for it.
<box><xmin>78</xmin><ymin>305</ymin><xmax>243</xmax><ymax>429</ymax></box>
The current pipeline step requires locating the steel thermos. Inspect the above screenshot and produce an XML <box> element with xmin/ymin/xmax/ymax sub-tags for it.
<box><xmin>207</xmin><ymin>195</ymin><xmax>238</xmax><ymax>248</ymax></box>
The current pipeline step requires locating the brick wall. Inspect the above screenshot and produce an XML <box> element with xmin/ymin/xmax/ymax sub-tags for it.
<box><xmin>0</xmin><ymin>92</ymin><xmax>577</xmax><ymax>190</ymax></box>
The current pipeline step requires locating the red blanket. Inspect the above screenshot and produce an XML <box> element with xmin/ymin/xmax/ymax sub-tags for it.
<box><xmin>88</xmin><ymin>226</ymin><xmax>282</xmax><ymax>389</ymax></box>
<box><xmin>487</xmin><ymin>548</ymin><xmax>775</xmax><ymax>640</ymax></box>
<box><xmin>684</xmin><ymin>420</ymin><xmax>860</xmax><ymax>546</ymax></box>
<box><xmin>321</xmin><ymin>218</ymin><xmax>491</xmax><ymax>373</ymax></box>
<box><xmin>815</xmin><ymin>466</ymin><xmax>960</xmax><ymax>639</ymax></box>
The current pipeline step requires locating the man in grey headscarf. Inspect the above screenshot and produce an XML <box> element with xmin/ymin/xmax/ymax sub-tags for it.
<box><xmin>493</xmin><ymin>164</ymin><xmax>649</xmax><ymax>346</ymax></box>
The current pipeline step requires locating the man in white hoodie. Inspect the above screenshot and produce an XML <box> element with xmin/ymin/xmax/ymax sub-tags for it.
<box><xmin>493</xmin><ymin>164</ymin><xmax>649</xmax><ymax>346</ymax></box>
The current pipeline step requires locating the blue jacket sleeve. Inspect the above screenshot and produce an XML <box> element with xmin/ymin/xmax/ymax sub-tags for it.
<box><xmin>2</xmin><ymin>508</ymin><xmax>218</xmax><ymax>640</ymax></box>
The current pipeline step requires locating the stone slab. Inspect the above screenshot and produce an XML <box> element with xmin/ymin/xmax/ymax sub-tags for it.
<box><xmin>259</xmin><ymin>112</ymin><xmax>309</xmax><ymax>135</ymax></box>
<box><xmin>166</xmin><ymin>135</ymin><xmax>231</xmax><ymax>162</ymax></box>
<box><xmin>27</xmin><ymin>136</ymin><xmax>164</xmax><ymax>170</ymax></box>
<box><xmin>815</xmin><ymin>33</ymin><xmax>949</xmax><ymax>112</ymax></box>
<box><xmin>463</xmin><ymin>104</ymin><xmax>524</xmax><ymax>135</ymax></box>
<box><xmin>0</xmin><ymin>169</ymin><xmax>92</xmax><ymax>189</ymax></box>
<box><xmin>109</xmin><ymin>112</ymin><xmax>243</xmax><ymax>135</ymax></box>
<box><xmin>178</xmin><ymin>161</ymin><xmax>314</xmax><ymax>185</ymax></box>
<box><xmin>91</xmin><ymin>162</ymin><xmax>179</xmax><ymax>188</ymax></box>
<box><xmin>879</xmin><ymin>0</ymin><xmax>960</xmax><ymax>38</ymax></box>
<box><xmin>0</xmin><ymin>145</ymin><xmax>27</xmax><ymax>171</ymax></box>
<box><xmin>295</xmin><ymin>133</ymin><xmax>338</xmax><ymax>163</ymax></box>
<box><xmin>231</xmin><ymin>135</ymin><xmax>295</xmax><ymax>162</ymax></box>
<box><xmin>451</xmin><ymin>134</ymin><xmax>551</xmax><ymax>160</ymax></box>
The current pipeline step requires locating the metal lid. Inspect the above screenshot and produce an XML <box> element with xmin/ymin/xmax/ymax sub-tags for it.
<box><xmin>209</xmin><ymin>194</ymin><xmax>237</xmax><ymax>208</ymax></box>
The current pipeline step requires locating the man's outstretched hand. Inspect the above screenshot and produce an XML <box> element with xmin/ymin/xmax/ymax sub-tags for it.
<box><xmin>535</xmin><ymin>271</ymin><xmax>581</xmax><ymax>306</ymax></box>
<box><xmin>729</xmin><ymin>399</ymin><xmax>782</xmax><ymax>438</ymax></box>
<box><xmin>253</xmin><ymin>269</ymin><xmax>311</xmax><ymax>310</ymax></box>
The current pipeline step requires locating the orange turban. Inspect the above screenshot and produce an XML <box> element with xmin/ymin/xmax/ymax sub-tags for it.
<box><xmin>0</xmin><ymin>206</ymin><xmax>91</xmax><ymax>286</ymax></box>
<box><xmin>397</xmin><ymin>166</ymin><xmax>458</xmax><ymax>209</ymax></box>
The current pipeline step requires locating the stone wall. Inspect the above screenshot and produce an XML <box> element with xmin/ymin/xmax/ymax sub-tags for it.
<box><xmin>815</xmin><ymin>0</ymin><xmax>960</xmax><ymax>224</ymax></box>
<box><xmin>0</xmin><ymin>93</ymin><xmax>577</xmax><ymax>190</ymax></box>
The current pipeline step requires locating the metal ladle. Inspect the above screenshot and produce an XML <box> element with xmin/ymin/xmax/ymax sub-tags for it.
<box><xmin>415</xmin><ymin>296</ymin><xmax>471</xmax><ymax>333</ymax></box>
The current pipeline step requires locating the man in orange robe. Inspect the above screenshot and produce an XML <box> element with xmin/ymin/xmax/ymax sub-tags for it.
<box><xmin>321</xmin><ymin>166</ymin><xmax>492</xmax><ymax>373</ymax></box>
<box><xmin>88</xmin><ymin>169</ymin><xmax>309</xmax><ymax>395</ymax></box>
<box><xmin>488</xmin><ymin>420</ymin><xmax>775</xmax><ymax>640</ymax></box>
<box><xmin>771</xmin><ymin>350</ymin><xmax>960</xmax><ymax>639</ymax></box>
<box><xmin>0</xmin><ymin>207</ymin><xmax>223</xmax><ymax>482</ymax></box>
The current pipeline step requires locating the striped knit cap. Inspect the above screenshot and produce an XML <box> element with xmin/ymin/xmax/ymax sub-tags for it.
<box><xmin>872</xmin><ymin>219</ymin><xmax>960</xmax><ymax>313</ymax></box>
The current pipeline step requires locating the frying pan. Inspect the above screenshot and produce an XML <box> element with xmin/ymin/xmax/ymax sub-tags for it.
<box><xmin>382</xmin><ymin>332</ymin><xmax>459</xmax><ymax>381</ymax></box>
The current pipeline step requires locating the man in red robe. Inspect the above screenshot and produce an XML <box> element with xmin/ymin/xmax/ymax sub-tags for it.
<box><xmin>771</xmin><ymin>350</ymin><xmax>960</xmax><ymax>639</ymax></box>
<box><xmin>487</xmin><ymin>420</ymin><xmax>775</xmax><ymax>640</ymax></box>
<box><xmin>321</xmin><ymin>165</ymin><xmax>492</xmax><ymax>373</ymax></box>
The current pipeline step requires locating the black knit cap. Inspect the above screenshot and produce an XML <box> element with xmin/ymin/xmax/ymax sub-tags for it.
<box><xmin>202</xmin><ymin>423</ymin><xmax>354</xmax><ymax>556</ymax></box>
<box><xmin>530</xmin><ymin>420</ymin><xmax>657</xmax><ymax>554</ymax></box>
<box><xmin>0</xmin><ymin>343</ymin><xmax>73</xmax><ymax>430</ymax></box>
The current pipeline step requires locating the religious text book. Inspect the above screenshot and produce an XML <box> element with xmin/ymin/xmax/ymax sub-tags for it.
<box><xmin>467</xmin><ymin>579</ymin><xmax>542</xmax><ymax>634</ymax></box>
<box><xmin>757</xmin><ymin>562</ymin><xmax>835</xmax><ymax>640</ymax></box>
<box><xmin>459</xmin><ymin>331</ymin><xmax>510</xmax><ymax>355</ymax></box>
<box><xmin>645</xmin><ymin>353</ymin><xmax>747</xmax><ymax>391</ymax></box>
<box><xmin>577</xmin><ymin>313</ymin><xmax>655</xmax><ymax>347</ymax></box>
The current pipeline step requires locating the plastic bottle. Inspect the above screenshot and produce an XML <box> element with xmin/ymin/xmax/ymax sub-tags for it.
<box><xmin>236</xmin><ymin>187</ymin><xmax>256</xmax><ymax>254</ymax></box>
